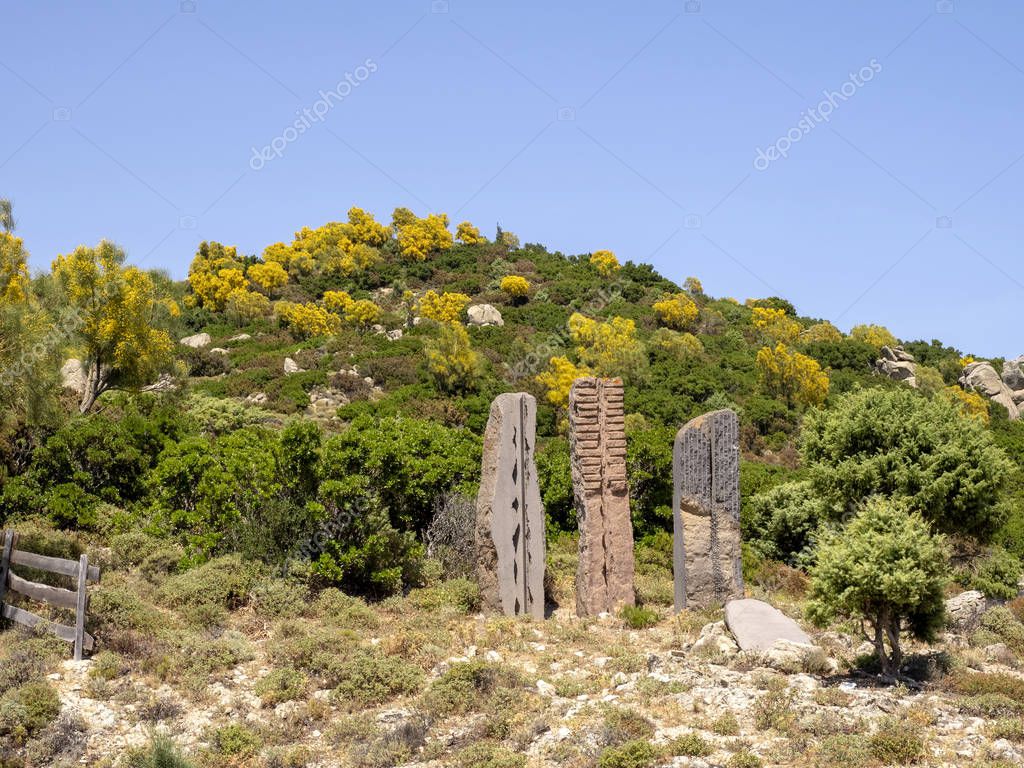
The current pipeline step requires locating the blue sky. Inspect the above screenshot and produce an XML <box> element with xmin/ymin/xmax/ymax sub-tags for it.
<box><xmin>2</xmin><ymin>0</ymin><xmax>1022</xmax><ymax>357</ymax></box>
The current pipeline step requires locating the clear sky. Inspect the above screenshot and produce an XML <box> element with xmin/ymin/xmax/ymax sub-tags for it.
<box><xmin>2</xmin><ymin>1</ymin><xmax>1022</xmax><ymax>357</ymax></box>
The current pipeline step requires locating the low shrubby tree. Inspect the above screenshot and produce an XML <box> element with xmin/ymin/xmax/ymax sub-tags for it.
<box><xmin>426</xmin><ymin>323</ymin><xmax>483</xmax><ymax>393</ymax></box>
<box><xmin>850</xmin><ymin>323</ymin><xmax>897</xmax><ymax>350</ymax></box>
<box><xmin>52</xmin><ymin>240</ymin><xmax>179</xmax><ymax>412</ymax></box>
<box><xmin>755</xmin><ymin>343</ymin><xmax>829</xmax><ymax>408</ymax></box>
<box><xmin>807</xmin><ymin>497</ymin><xmax>948</xmax><ymax>678</ymax></box>
<box><xmin>752</xmin><ymin>307</ymin><xmax>800</xmax><ymax>344</ymax></box>
<box><xmin>499</xmin><ymin>275</ymin><xmax>530</xmax><ymax>302</ymax></box>
<box><xmin>456</xmin><ymin>221</ymin><xmax>484</xmax><ymax>244</ymax></box>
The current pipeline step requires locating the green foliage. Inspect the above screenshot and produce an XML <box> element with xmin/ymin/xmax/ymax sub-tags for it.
<box><xmin>422</xmin><ymin>661</ymin><xmax>523</xmax><ymax>717</ymax></box>
<box><xmin>744</xmin><ymin>480</ymin><xmax>829</xmax><ymax>565</ymax></box>
<box><xmin>620</xmin><ymin>604</ymin><xmax>659</xmax><ymax>629</ymax></box>
<box><xmin>668</xmin><ymin>733</ymin><xmax>712</xmax><ymax>757</ymax></box>
<box><xmin>807</xmin><ymin>498</ymin><xmax>948</xmax><ymax>676</ymax></box>
<box><xmin>0</xmin><ymin>681</ymin><xmax>61</xmax><ymax>742</ymax></box>
<box><xmin>254</xmin><ymin>667</ymin><xmax>308</xmax><ymax>706</ymax></box>
<box><xmin>800</xmin><ymin>387</ymin><xmax>1012</xmax><ymax>538</ymax></box>
<box><xmin>330</xmin><ymin>649</ymin><xmax>424</xmax><ymax>709</ymax></box>
<box><xmin>123</xmin><ymin>735</ymin><xmax>196</xmax><ymax>768</ymax></box>
<box><xmin>868</xmin><ymin>718</ymin><xmax>925</xmax><ymax>764</ymax></box>
<box><xmin>209</xmin><ymin>723</ymin><xmax>261</xmax><ymax>757</ymax></box>
<box><xmin>320</xmin><ymin>415</ymin><xmax>480</xmax><ymax>533</ymax></box>
<box><xmin>598</xmin><ymin>740</ymin><xmax>658</xmax><ymax>768</ymax></box>
<box><xmin>959</xmin><ymin>547</ymin><xmax>1023</xmax><ymax>600</ymax></box>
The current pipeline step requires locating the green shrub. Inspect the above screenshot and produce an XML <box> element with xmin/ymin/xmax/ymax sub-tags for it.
<box><xmin>89</xmin><ymin>584</ymin><xmax>165</xmax><ymax>634</ymax></box>
<box><xmin>620</xmin><ymin>604</ymin><xmax>659</xmax><ymax>629</ymax></box>
<box><xmin>868</xmin><ymin>718</ymin><xmax>924</xmax><ymax>764</ymax></box>
<box><xmin>727</xmin><ymin>751</ymin><xmax>764</xmax><ymax>768</ymax></box>
<box><xmin>209</xmin><ymin>723</ymin><xmax>261</xmax><ymax>757</ymax></box>
<box><xmin>123</xmin><ymin>735</ymin><xmax>195</xmax><ymax>768</ymax></box>
<box><xmin>808</xmin><ymin>734</ymin><xmax>872</xmax><ymax>768</ymax></box>
<box><xmin>602</xmin><ymin>706</ymin><xmax>655</xmax><ymax>745</ymax></box>
<box><xmin>752</xmin><ymin>688</ymin><xmax>795</xmax><ymax>731</ymax></box>
<box><xmin>0</xmin><ymin>681</ymin><xmax>61</xmax><ymax>741</ymax></box>
<box><xmin>597</xmin><ymin>740</ymin><xmax>658</xmax><ymax>768</ymax></box>
<box><xmin>158</xmin><ymin>554</ymin><xmax>262</xmax><ymax>611</ymax></box>
<box><xmin>455</xmin><ymin>742</ymin><xmax>526</xmax><ymax>768</ymax></box>
<box><xmin>987</xmin><ymin>718</ymin><xmax>1024</xmax><ymax>742</ymax></box>
<box><xmin>976</xmin><ymin>607</ymin><xmax>1024</xmax><ymax>654</ymax></box>
<box><xmin>0</xmin><ymin>636</ymin><xmax>65</xmax><ymax>695</ymax></box>
<box><xmin>330</xmin><ymin>650</ymin><xmax>423</xmax><ymax>709</ymax></box>
<box><xmin>309</xmin><ymin>589</ymin><xmax>380</xmax><ymax>629</ymax></box>
<box><xmin>957</xmin><ymin>694</ymin><xmax>1024</xmax><ymax>717</ymax></box>
<box><xmin>255</xmin><ymin>667</ymin><xmax>308</xmax><ymax>706</ymax></box>
<box><xmin>423</xmin><ymin>661</ymin><xmax>523</xmax><ymax>717</ymax></box>
<box><xmin>710</xmin><ymin>711</ymin><xmax>740</xmax><ymax>736</ymax></box>
<box><xmin>668</xmin><ymin>732</ymin><xmax>712</xmax><ymax>757</ymax></box>
<box><xmin>406</xmin><ymin>578</ymin><xmax>480</xmax><ymax>614</ymax></box>
<box><xmin>800</xmin><ymin>387</ymin><xmax>1012</xmax><ymax>538</ymax></box>
<box><xmin>961</xmin><ymin>547</ymin><xmax>1023</xmax><ymax>600</ymax></box>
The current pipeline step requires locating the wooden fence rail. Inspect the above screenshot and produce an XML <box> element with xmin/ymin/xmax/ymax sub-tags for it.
<box><xmin>0</xmin><ymin>530</ymin><xmax>100</xmax><ymax>660</ymax></box>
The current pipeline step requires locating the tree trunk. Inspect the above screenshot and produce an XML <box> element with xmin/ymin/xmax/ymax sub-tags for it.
<box><xmin>79</xmin><ymin>361</ymin><xmax>107</xmax><ymax>414</ymax></box>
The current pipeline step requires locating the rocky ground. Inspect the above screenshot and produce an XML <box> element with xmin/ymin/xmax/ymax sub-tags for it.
<box><xmin>17</xmin><ymin>581</ymin><xmax>1024</xmax><ymax>768</ymax></box>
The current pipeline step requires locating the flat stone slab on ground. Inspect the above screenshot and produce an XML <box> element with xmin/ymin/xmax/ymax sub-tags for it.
<box><xmin>724</xmin><ymin>598</ymin><xmax>811</xmax><ymax>652</ymax></box>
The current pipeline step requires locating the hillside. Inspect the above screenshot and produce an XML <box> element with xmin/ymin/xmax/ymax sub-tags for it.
<box><xmin>2</xmin><ymin>205</ymin><xmax>1024</xmax><ymax>767</ymax></box>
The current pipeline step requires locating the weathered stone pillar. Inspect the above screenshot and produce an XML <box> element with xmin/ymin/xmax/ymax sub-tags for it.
<box><xmin>673</xmin><ymin>408</ymin><xmax>744</xmax><ymax>611</ymax></box>
<box><xmin>475</xmin><ymin>392</ymin><xmax>545</xmax><ymax>619</ymax></box>
<box><xmin>569</xmin><ymin>377</ymin><xmax>635</xmax><ymax>616</ymax></box>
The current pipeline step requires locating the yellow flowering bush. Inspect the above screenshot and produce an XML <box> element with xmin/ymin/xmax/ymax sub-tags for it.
<box><xmin>568</xmin><ymin>313</ymin><xmax>646</xmax><ymax>379</ymax></box>
<box><xmin>456</xmin><ymin>221</ymin><xmax>484</xmax><ymax>244</ymax></box>
<box><xmin>752</xmin><ymin>307</ymin><xmax>801</xmax><ymax>344</ymax></box>
<box><xmin>500</xmin><ymin>275</ymin><xmax>530</xmax><ymax>300</ymax></box>
<box><xmin>0</xmin><ymin>232</ymin><xmax>30</xmax><ymax>303</ymax></box>
<box><xmin>801</xmin><ymin>322</ymin><xmax>843</xmax><ymax>344</ymax></box>
<box><xmin>650</xmin><ymin>328</ymin><xmax>703</xmax><ymax>358</ymax></box>
<box><xmin>536</xmin><ymin>356</ymin><xmax>593</xmax><ymax>409</ymax></box>
<box><xmin>589</xmin><ymin>249</ymin><xmax>620</xmax><ymax>277</ymax></box>
<box><xmin>274</xmin><ymin>300</ymin><xmax>341</xmax><ymax>338</ymax></box>
<box><xmin>426</xmin><ymin>323</ymin><xmax>482</xmax><ymax>392</ymax></box>
<box><xmin>756</xmin><ymin>342</ymin><xmax>829</xmax><ymax>408</ymax></box>
<box><xmin>943</xmin><ymin>386</ymin><xmax>989</xmax><ymax>424</ymax></box>
<box><xmin>395</xmin><ymin>212</ymin><xmax>453</xmax><ymax>261</ymax></box>
<box><xmin>850</xmin><ymin>324</ymin><xmax>897</xmax><ymax>350</ymax></box>
<box><xmin>418</xmin><ymin>290</ymin><xmax>471</xmax><ymax>324</ymax></box>
<box><xmin>225</xmin><ymin>289</ymin><xmax>271</xmax><ymax>323</ymax></box>
<box><xmin>652</xmin><ymin>293</ymin><xmax>699</xmax><ymax>330</ymax></box>
<box><xmin>246</xmin><ymin>261</ymin><xmax>289</xmax><ymax>295</ymax></box>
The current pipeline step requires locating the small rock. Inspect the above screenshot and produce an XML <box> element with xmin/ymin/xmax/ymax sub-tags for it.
<box><xmin>180</xmin><ymin>332</ymin><xmax>211</xmax><ymax>348</ymax></box>
<box><xmin>60</xmin><ymin>359</ymin><xmax>88</xmax><ymax>394</ymax></box>
<box><xmin>946</xmin><ymin>590</ymin><xmax>988</xmax><ymax>632</ymax></box>
<box><xmin>485</xmin><ymin>650</ymin><xmax>503</xmax><ymax>663</ymax></box>
<box><xmin>246</xmin><ymin>392</ymin><xmax>268</xmax><ymax>405</ymax></box>
<box><xmin>692</xmin><ymin>621</ymin><xmax>740</xmax><ymax>657</ymax></box>
<box><xmin>536</xmin><ymin>680</ymin><xmax>556</xmax><ymax>697</ymax></box>
<box><xmin>386</xmin><ymin>329</ymin><xmax>404</xmax><ymax>341</ymax></box>
<box><xmin>209</xmin><ymin>347</ymin><xmax>229</xmax><ymax>355</ymax></box>
<box><xmin>228</xmin><ymin>333</ymin><xmax>252</xmax><ymax>342</ymax></box>
<box><xmin>283</xmin><ymin>357</ymin><xmax>303</xmax><ymax>374</ymax></box>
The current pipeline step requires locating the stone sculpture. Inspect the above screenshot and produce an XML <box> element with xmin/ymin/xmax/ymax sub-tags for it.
<box><xmin>569</xmin><ymin>377</ymin><xmax>635</xmax><ymax>616</ymax></box>
<box><xmin>475</xmin><ymin>393</ymin><xmax>545</xmax><ymax>619</ymax></box>
<box><xmin>673</xmin><ymin>408</ymin><xmax>744</xmax><ymax>611</ymax></box>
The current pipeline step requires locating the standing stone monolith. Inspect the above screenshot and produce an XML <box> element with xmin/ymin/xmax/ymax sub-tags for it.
<box><xmin>475</xmin><ymin>392</ymin><xmax>545</xmax><ymax>619</ymax></box>
<box><xmin>673</xmin><ymin>408</ymin><xmax>744</xmax><ymax>611</ymax></box>
<box><xmin>569</xmin><ymin>377</ymin><xmax>635</xmax><ymax>616</ymax></box>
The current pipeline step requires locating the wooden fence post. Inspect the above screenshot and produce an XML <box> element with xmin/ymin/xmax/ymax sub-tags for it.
<box><xmin>0</xmin><ymin>530</ymin><xmax>13</xmax><ymax>609</ymax></box>
<box><xmin>74</xmin><ymin>554</ymin><xmax>88</xmax><ymax>662</ymax></box>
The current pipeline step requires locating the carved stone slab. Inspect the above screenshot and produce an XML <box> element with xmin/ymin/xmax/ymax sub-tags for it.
<box><xmin>476</xmin><ymin>392</ymin><xmax>545</xmax><ymax>619</ymax></box>
<box><xmin>673</xmin><ymin>408</ymin><xmax>744</xmax><ymax>611</ymax></box>
<box><xmin>569</xmin><ymin>377</ymin><xmax>635</xmax><ymax>616</ymax></box>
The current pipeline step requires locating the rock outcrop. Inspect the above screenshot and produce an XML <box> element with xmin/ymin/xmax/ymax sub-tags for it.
<box><xmin>60</xmin><ymin>359</ymin><xmax>87</xmax><ymax>394</ymax></box>
<box><xmin>673</xmin><ymin>409</ymin><xmax>744</xmax><ymax>611</ymax></box>
<box><xmin>180</xmin><ymin>332</ymin><xmax>212</xmax><ymax>349</ymax></box>
<box><xmin>945</xmin><ymin>590</ymin><xmax>988</xmax><ymax>632</ymax></box>
<box><xmin>570</xmin><ymin>377</ymin><xmax>635</xmax><ymax>616</ymax></box>
<box><xmin>475</xmin><ymin>393</ymin><xmax>545</xmax><ymax>619</ymax></box>
<box><xmin>467</xmin><ymin>304</ymin><xmax>504</xmax><ymax>327</ymax></box>
<box><xmin>960</xmin><ymin>361</ymin><xmax>1021</xmax><ymax>420</ymax></box>
<box><xmin>725</xmin><ymin>599</ymin><xmax>812</xmax><ymax>652</ymax></box>
<box><xmin>874</xmin><ymin>346</ymin><xmax>917</xmax><ymax>387</ymax></box>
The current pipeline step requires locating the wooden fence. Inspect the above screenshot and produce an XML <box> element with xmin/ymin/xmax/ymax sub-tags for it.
<box><xmin>0</xmin><ymin>530</ymin><xmax>100</xmax><ymax>660</ymax></box>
